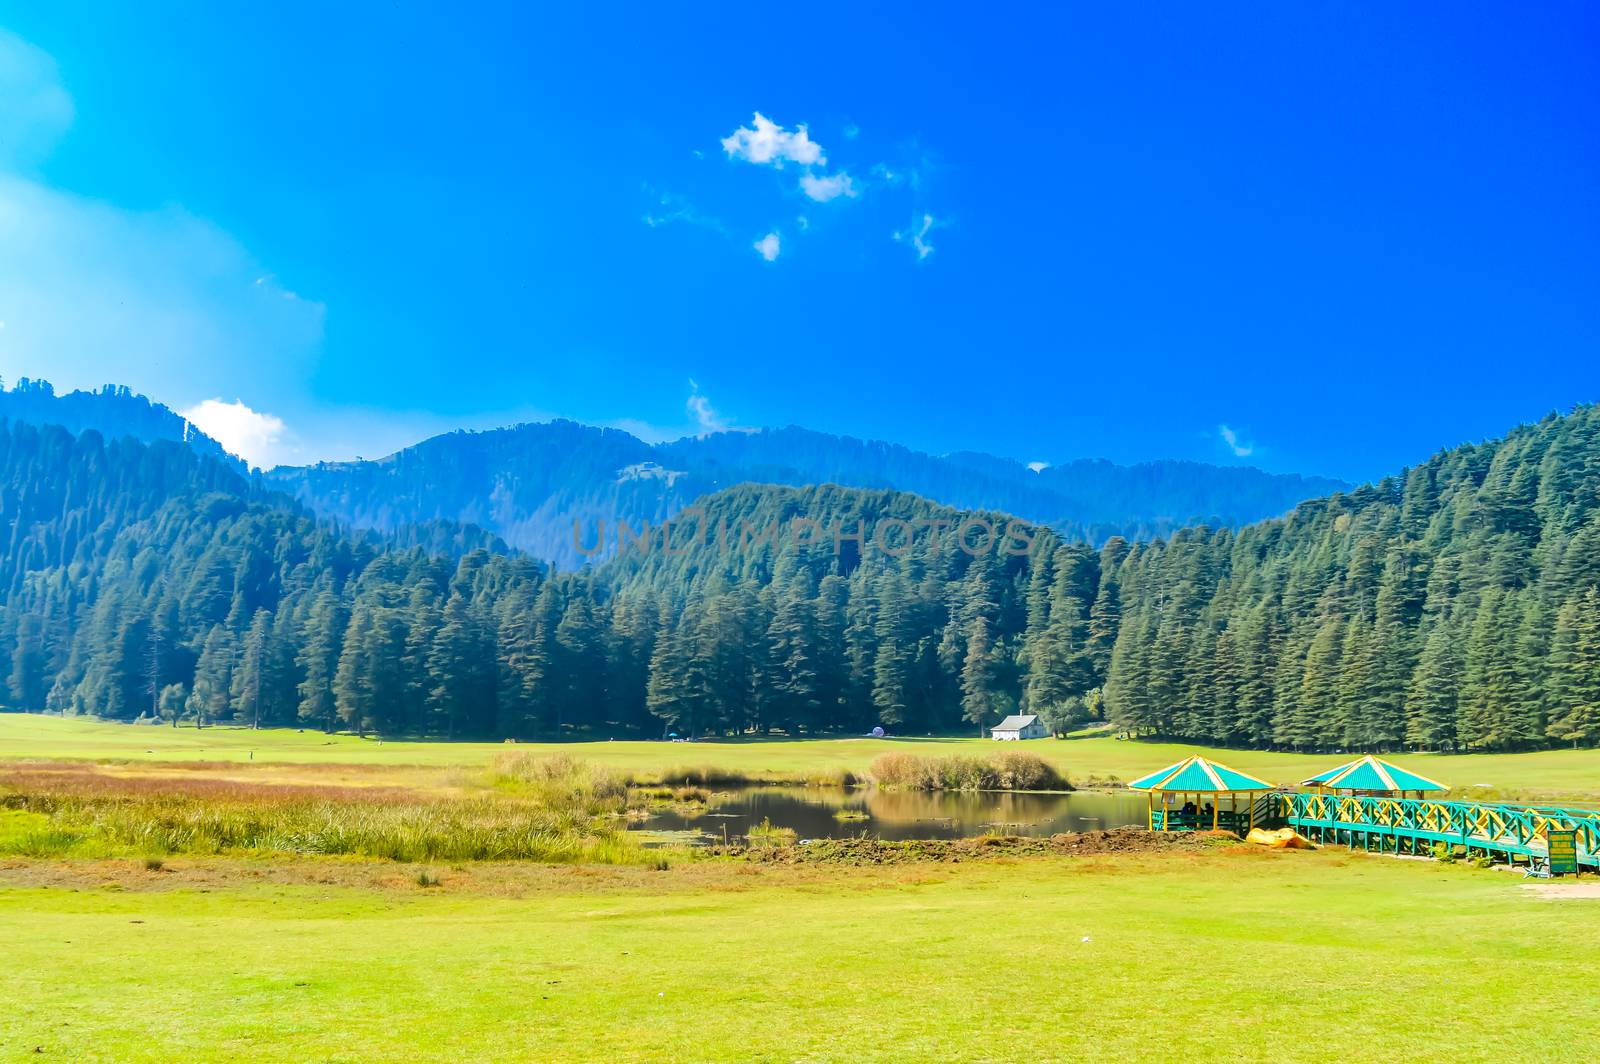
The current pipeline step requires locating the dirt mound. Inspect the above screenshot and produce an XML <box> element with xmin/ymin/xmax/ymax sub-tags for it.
<box><xmin>715</xmin><ymin>827</ymin><xmax>1226</xmax><ymax>865</ymax></box>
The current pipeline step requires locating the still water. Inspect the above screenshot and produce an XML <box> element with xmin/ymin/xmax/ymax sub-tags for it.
<box><xmin>633</xmin><ymin>786</ymin><xmax>1149</xmax><ymax>844</ymax></box>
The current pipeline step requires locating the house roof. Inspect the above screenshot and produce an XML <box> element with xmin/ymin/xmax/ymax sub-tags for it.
<box><xmin>993</xmin><ymin>714</ymin><xmax>1041</xmax><ymax>732</ymax></box>
<box><xmin>1128</xmin><ymin>755</ymin><xmax>1275</xmax><ymax>793</ymax></box>
<box><xmin>1301</xmin><ymin>755</ymin><xmax>1447</xmax><ymax>792</ymax></box>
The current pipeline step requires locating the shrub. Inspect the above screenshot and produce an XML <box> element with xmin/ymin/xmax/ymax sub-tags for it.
<box><xmin>991</xmin><ymin>751</ymin><xmax>1068</xmax><ymax>791</ymax></box>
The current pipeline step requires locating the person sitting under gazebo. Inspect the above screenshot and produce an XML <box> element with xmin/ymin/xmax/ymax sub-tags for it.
<box><xmin>1128</xmin><ymin>755</ymin><xmax>1276</xmax><ymax>833</ymax></box>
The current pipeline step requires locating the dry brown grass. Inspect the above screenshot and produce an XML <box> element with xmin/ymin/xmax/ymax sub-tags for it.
<box><xmin>869</xmin><ymin>750</ymin><xmax>1070</xmax><ymax>791</ymax></box>
<box><xmin>0</xmin><ymin>757</ymin><xmax>653</xmax><ymax>864</ymax></box>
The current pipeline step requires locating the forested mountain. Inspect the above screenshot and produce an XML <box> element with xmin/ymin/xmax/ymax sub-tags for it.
<box><xmin>0</xmin><ymin>413</ymin><xmax>1099</xmax><ymax>737</ymax></box>
<box><xmin>3</xmin><ymin>400</ymin><xmax>1597</xmax><ymax>751</ymax></box>
<box><xmin>267</xmin><ymin>420</ymin><xmax>1348</xmax><ymax>566</ymax></box>
<box><xmin>1102</xmin><ymin>404</ymin><xmax>1600</xmax><ymax>750</ymax></box>
<box><xmin>0</xmin><ymin>378</ymin><xmax>244</xmax><ymax>473</ymax></box>
<box><xmin>263</xmin><ymin>421</ymin><xmax>707</xmax><ymax>567</ymax></box>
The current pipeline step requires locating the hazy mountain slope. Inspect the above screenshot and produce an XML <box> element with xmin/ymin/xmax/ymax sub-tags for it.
<box><xmin>268</xmin><ymin>422</ymin><xmax>1348</xmax><ymax>566</ymax></box>
<box><xmin>669</xmin><ymin>427</ymin><xmax>1348</xmax><ymax>536</ymax></box>
<box><xmin>264</xmin><ymin>421</ymin><xmax>716</xmax><ymax>565</ymax></box>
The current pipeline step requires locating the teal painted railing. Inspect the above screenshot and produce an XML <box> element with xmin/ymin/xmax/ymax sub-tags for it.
<box><xmin>1279</xmin><ymin>792</ymin><xmax>1599</xmax><ymax>868</ymax></box>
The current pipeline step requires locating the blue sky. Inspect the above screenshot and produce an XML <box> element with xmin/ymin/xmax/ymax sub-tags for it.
<box><xmin>0</xmin><ymin>4</ymin><xmax>1596</xmax><ymax>479</ymax></box>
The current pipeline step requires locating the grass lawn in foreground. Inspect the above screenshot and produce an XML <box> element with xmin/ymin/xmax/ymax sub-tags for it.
<box><xmin>3</xmin><ymin>714</ymin><xmax>1598</xmax><ymax>804</ymax></box>
<box><xmin>0</xmin><ymin>848</ymin><xmax>1593</xmax><ymax>1063</ymax></box>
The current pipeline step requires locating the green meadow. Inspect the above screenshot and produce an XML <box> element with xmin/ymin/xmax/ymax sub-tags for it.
<box><xmin>2</xmin><ymin>714</ymin><xmax>1597</xmax><ymax>805</ymax></box>
<box><xmin>4</xmin><ymin>713</ymin><xmax>1598</xmax><ymax>1062</ymax></box>
<box><xmin>1</xmin><ymin>848</ymin><xmax>1593</xmax><ymax>1063</ymax></box>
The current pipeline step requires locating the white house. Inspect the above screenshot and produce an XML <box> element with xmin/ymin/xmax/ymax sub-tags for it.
<box><xmin>991</xmin><ymin>713</ymin><xmax>1050</xmax><ymax>741</ymax></box>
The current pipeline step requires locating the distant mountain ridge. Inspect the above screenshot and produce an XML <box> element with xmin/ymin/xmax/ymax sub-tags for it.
<box><xmin>0</xmin><ymin>378</ymin><xmax>1348</xmax><ymax>568</ymax></box>
<box><xmin>267</xmin><ymin>421</ymin><xmax>1349</xmax><ymax>566</ymax></box>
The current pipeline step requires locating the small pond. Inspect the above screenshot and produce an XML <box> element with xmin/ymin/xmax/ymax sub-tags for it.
<box><xmin>632</xmin><ymin>785</ymin><xmax>1149</xmax><ymax>845</ymax></box>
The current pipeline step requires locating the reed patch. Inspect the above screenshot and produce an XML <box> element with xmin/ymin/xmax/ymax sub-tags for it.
<box><xmin>869</xmin><ymin>751</ymin><xmax>1070</xmax><ymax>792</ymax></box>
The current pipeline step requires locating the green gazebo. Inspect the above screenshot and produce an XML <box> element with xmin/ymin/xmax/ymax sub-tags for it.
<box><xmin>1301</xmin><ymin>755</ymin><xmax>1447</xmax><ymax>798</ymax></box>
<box><xmin>1128</xmin><ymin>755</ymin><xmax>1276</xmax><ymax>833</ymax></box>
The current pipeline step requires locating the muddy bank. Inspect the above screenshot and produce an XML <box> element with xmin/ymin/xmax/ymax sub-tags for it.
<box><xmin>714</xmin><ymin>827</ymin><xmax>1234</xmax><ymax>864</ymax></box>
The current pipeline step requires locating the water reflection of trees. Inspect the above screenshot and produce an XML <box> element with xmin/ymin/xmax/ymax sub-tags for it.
<box><xmin>864</xmin><ymin>789</ymin><xmax>1078</xmax><ymax>826</ymax></box>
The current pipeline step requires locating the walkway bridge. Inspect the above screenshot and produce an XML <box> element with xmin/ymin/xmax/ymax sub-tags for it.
<box><xmin>1276</xmin><ymin>792</ymin><xmax>1599</xmax><ymax>870</ymax></box>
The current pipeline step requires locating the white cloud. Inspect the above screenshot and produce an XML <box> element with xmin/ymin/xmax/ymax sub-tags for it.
<box><xmin>800</xmin><ymin>171</ymin><xmax>857</xmax><ymax>203</ymax></box>
<box><xmin>180</xmin><ymin>398</ymin><xmax>290</xmax><ymax>468</ymax></box>
<box><xmin>1218</xmin><ymin>424</ymin><xmax>1255</xmax><ymax>458</ymax></box>
<box><xmin>1027</xmin><ymin>461</ymin><xmax>1049</xmax><ymax>473</ymax></box>
<box><xmin>842</xmin><ymin>122</ymin><xmax>860</xmax><ymax>140</ymax></box>
<box><xmin>753</xmin><ymin>231</ymin><xmax>781</xmax><ymax>262</ymax></box>
<box><xmin>686</xmin><ymin>379</ymin><xmax>731</xmax><ymax>434</ymax></box>
<box><xmin>721</xmin><ymin>113</ymin><xmax>825</xmax><ymax>168</ymax></box>
<box><xmin>892</xmin><ymin>213</ymin><xmax>941</xmax><ymax>260</ymax></box>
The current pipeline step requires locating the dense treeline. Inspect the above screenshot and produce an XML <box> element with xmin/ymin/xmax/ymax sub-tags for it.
<box><xmin>1103</xmin><ymin>405</ymin><xmax>1600</xmax><ymax>750</ymax></box>
<box><xmin>3</xmin><ymin>404</ymin><xmax>1599</xmax><ymax>750</ymax></box>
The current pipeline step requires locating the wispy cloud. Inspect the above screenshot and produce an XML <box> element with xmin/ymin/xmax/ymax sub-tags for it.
<box><xmin>0</xmin><ymin>30</ymin><xmax>74</xmax><ymax>169</ymax></box>
<box><xmin>180</xmin><ymin>398</ymin><xmax>290</xmax><ymax>468</ymax></box>
<box><xmin>752</xmin><ymin>231</ymin><xmax>781</xmax><ymax>262</ymax></box>
<box><xmin>641</xmin><ymin>188</ymin><xmax>727</xmax><ymax>234</ymax></box>
<box><xmin>0</xmin><ymin>32</ymin><xmax>324</xmax><ymax>420</ymax></box>
<box><xmin>721</xmin><ymin>113</ymin><xmax>825</xmax><ymax>167</ymax></box>
<box><xmin>893</xmin><ymin>213</ymin><xmax>941</xmax><ymax>261</ymax></box>
<box><xmin>1217</xmin><ymin>424</ymin><xmax>1255</xmax><ymax>458</ymax></box>
<box><xmin>686</xmin><ymin>379</ymin><xmax>729</xmax><ymax>433</ymax></box>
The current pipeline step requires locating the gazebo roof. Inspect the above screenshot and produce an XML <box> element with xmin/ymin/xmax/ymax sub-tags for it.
<box><xmin>1128</xmin><ymin>755</ymin><xmax>1275</xmax><ymax>793</ymax></box>
<box><xmin>1302</xmin><ymin>755</ymin><xmax>1447</xmax><ymax>793</ymax></box>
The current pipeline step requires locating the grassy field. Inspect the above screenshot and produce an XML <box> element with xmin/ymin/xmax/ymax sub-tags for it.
<box><xmin>0</xmin><ymin>847</ymin><xmax>1593</xmax><ymax>1063</ymax></box>
<box><xmin>3</xmin><ymin>714</ymin><xmax>1598</xmax><ymax>804</ymax></box>
<box><xmin>3</xmin><ymin>714</ymin><xmax>1597</xmax><ymax>1061</ymax></box>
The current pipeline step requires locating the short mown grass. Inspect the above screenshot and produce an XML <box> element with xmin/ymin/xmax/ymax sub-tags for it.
<box><xmin>0</xmin><ymin>848</ymin><xmax>1592</xmax><ymax>1062</ymax></box>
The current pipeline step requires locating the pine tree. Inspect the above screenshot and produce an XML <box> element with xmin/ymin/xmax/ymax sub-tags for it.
<box><xmin>296</xmin><ymin>590</ymin><xmax>345</xmax><ymax>732</ymax></box>
<box><xmin>1405</xmin><ymin>620</ymin><xmax>1463</xmax><ymax>749</ymax></box>
<box><xmin>1546</xmin><ymin>590</ymin><xmax>1600</xmax><ymax>746</ymax></box>
<box><xmin>7</xmin><ymin>614</ymin><xmax>48</xmax><ymax>711</ymax></box>
<box><xmin>960</xmin><ymin>616</ymin><xmax>1002</xmax><ymax>735</ymax></box>
<box><xmin>187</xmin><ymin>624</ymin><xmax>234</xmax><ymax>727</ymax></box>
<box><xmin>230</xmin><ymin>608</ymin><xmax>273</xmax><ymax>729</ymax></box>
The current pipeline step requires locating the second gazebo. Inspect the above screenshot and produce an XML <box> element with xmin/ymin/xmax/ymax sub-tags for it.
<box><xmin>1301</xmin><ymin>754</ymin><xmax>1446</xmax><ymax>799</ymax></box>
<box><xmin>1128</xmin><ymin>755</ymin><xmax>1276</xmax><ymax>833</ymax></box>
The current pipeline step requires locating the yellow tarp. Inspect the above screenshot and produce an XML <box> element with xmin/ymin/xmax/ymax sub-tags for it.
<box><xmin>1245</xmin><ymin>827</ymin><xmax>1317</xmax><ymax>850</ymax></box>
